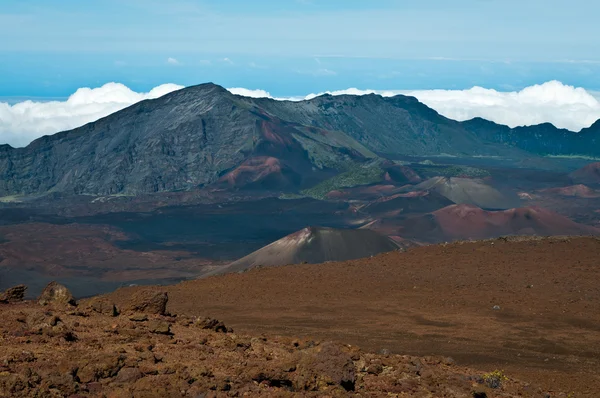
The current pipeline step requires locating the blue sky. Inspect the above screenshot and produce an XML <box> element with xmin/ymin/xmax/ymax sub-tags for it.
<box><xmin>1</xmin><ymin>0</ymin><xmax>600</xmax><ymax>97</ymax></box>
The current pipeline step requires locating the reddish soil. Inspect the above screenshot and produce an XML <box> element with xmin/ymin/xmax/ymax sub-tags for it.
<box><xmin>106</xmin><ymin>237</ymin><xmax>600</xmax><ymax>396</ymax></box>
<box><xmin>368</xmin><ymin>204</ymin><xmax>600</xmax><ymax>242</ymax></box>
<box><xmin>218</xmin><ymin>156</ymin><xmax>300</xmax><ymax>189</ymax></box>
<box><xmin>362</xmin><ymin>190</ymin><xmax>454</xmax><ymax>217</ymax></box>
<box><xmin>538</xmin><ymin>184</ymin><xmax>600</xmax><ymax>198</ymax></box>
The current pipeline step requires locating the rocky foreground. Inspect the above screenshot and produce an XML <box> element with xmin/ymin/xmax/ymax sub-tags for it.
<box><xmin>0</xmin><ymin>283</ymin><xmax>558</xmax><ymax>397</ymax></box>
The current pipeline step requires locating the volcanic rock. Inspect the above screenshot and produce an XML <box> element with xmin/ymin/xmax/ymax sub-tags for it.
<box><xmin>126</xmin><ymin>290</ymin><xmax>168</xmax><ymax>315</ymax></box>
<box><xmin>0</xmin><ymin>284</ymin><xmax>27</xmax><ymax>303</ymax></box>
<box><xmin>85</xmin><ymin>297</ymin><xmax>119</xmax><ymax>316</ymax></box>
<box><xmin>195</xmin><ymin>317</ymin><xmax>230</xmax><ymax>333</ymax></box>
<box><xmin>147</xmin><ymin>320</ymin><xmax>171</xmax><ymax>335</ymax></box>
<box><xmin>38</xmin><ymin>282</ymin><xmax>76</xmax><ymax>307</ymax></box>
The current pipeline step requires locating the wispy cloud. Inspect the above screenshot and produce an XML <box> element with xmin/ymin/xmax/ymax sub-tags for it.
<box><xmin>295</xmin><ymin>68</ymin><xmax>337</xmax><ymax>76</ymax></box>
<box><xmin>167</xmin><ymin>57</ymin><xmax>181</xmax><ymax>65</ymax></box>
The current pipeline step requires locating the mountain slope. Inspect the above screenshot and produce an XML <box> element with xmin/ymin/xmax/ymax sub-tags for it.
<box><xmin>0</xmin><ymin>84</ymin><xmax>375</xmax><ymax>196</ymax></box>
<box><xmin>251</xmin><ymin>93</ymin><xmax>516</xmax><ymax>157</ymax></box>
<box><xmin>462</xmin><ymin>117</ymin><xmax>600</xmax><ymax>156</ymax></box>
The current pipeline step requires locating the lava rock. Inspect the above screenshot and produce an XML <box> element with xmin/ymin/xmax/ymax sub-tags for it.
<box><xmin>127</xmin><ymin>290</ymin><xmax>168</xmax><ymax>315</ymax></box>
<box><xmin>0</xmin><ymin>284</ymin><xmax>27</xmax><ymax>303</ymax></box>
<box><xmin>38</xmin><ymin>282</ymin><xmax>76</xmax><ymax>307</ymax></box>
<box><xmin>86</xmin><ymin>297</ymin><xmax>119</xmax><ymax>316</ymax></box>
<box><xmin>148</xmin><ymin>320</ymin><xmax>171</xmax><ymax>335</ymax></box>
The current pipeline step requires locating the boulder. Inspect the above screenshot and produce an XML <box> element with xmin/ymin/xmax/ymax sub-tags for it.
<box><xmin>86</xmin><ymin>297</ymin><xmax>119</xmax><ymax>316</ymax></box>
<box><xmin>195</xmin><ymin>317</ymin><xmax>231</xmax><ymax>333</ymax></box>
<box><xmin>0</xmin><ymin>284</ymin><xmax>27</xmax><ymax>303</ymax></box>
<box><xmin>38</xmin><ymin>282</ymin><xmax>76</xmax><ymax>307</ymax></box>
<box><xmin>147</xmin><ymin>320</ymin><xmax>171</xmax><ymax>335</ymax></box>
<box><xmin>294</xmin><ymin>342</ymin><xmax>356</xmax><ymax>392</ymax></box>
<box><xmin>126</xmin><ymin>290</ymin><xmax>168</xmax><ymax>315</ymax></box>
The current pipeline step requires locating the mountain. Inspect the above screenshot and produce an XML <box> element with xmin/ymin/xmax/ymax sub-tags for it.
<box><xmin>2</xmin><ymin>82</ymin><xmax>599</xmax><ymax>198</ymax></box>
<box><xmin>405</xmin><ymin>177</ymin><xmax>520</xmax><ymax>210</ymax></box>
<box><xmin>210</xmin><ymin>226</ymin><xmax>399</xmax><ymax>275</ymax></box>
<box><xmin>569</xmin><ymin>162</ymin><xmax>600</xmax><ymax>185</ymax></box>
<box><xmin>391</xmin><ymin>204</ymin><xmax>600</xmax><ymax>242</ymax></box>
<box><xmin>0</xmin><ymin>83</ymin><xmax>523</xmax><ymax>198</ymax></box>
<box><xmin>462</xmin><ymin>118</ymin><xmax>600</xmax><ymax>156</ymax></box>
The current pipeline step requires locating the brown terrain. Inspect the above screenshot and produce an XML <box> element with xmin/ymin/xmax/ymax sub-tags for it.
<box><xmin>92</xmin><ymin>236</ymin><xmax>600</xmax><ymax>397</ymax></box>
<box><xmin>0</xmin><ymin>270</ymin><xmax>578</xmax><ymax>398</ymax></box>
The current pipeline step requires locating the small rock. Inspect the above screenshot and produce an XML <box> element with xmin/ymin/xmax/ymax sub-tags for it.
<box><xmin>86</xmin><ymin>382</ymin><xmax>103</xmax><ymax>394</ymax></box>
<box><xmin>87</xmin><ymin>297</ymin><xmax>119</xmax><ymax>316</ymax></box>
<box><xmin>195</xmin><ymin>317</ymin><xmax>229</xmax><ymax>333</ymax></box>
<box><xmin>114</xmin><ymin>367</ymin><xmax>143</xmax><ymax>383</ymax></box>
<box><xmin>365</xmin><ymin>363</ymin><xmax>383</xmax><ymax>375</ymax></box>
<box><xmin>379</xmin><ymin>348</ymin><xmax>391</xmax><ymax>356</ymax></box>
<box><xmin>148</xmin><ymin>320</ymin><xmax>171</xmax><ymax>335</ymax></box>
<box><xmin>0</xmin><ymin>284</ymin><xmax>27</xmax><ymax>303</ymax></box>
<box><xmin>130</xmin><ymin>314</ymin><xmax>149</xmax><ymax>322</ymax></box>
<box><xmin>127</xmin><ymin>290</ymin><xmax>168</xmax><ymax>315</ymax></box>
<box><xmin>38</xmin><ymin>282</ymin><xmax>76</xmax><ymax>307</ymax></box>
<box><xmin>492</xmin><ymin>305</ymin><xmax>501</xmax><ymax>311</ymax></box>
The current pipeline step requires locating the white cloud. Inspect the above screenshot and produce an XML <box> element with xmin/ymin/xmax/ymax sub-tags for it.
<box><xmin>227</xmin><ymin>88</ymin><xmax>273</xmax><ymax>98</ymax></box>
<box><xmin>167</xmin><ymin>57</ymin><xmax>180</xmax><ymax>65</ymax></box>
<box><xmin>403</xmin><ymin>81</ymin><xmax>600</xmax><ymax>131</ymax></box>
<box><xmin>2</xmin><ymin>80</ymin><xmax>599</xmax><ymax>148</ymax></box>
<box><xmin>0</xmin><ymin>82</ymin><xmax>183</xmax><ymax>147</ymax></box>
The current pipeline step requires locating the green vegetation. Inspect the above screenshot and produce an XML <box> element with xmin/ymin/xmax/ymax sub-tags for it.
<box><xmin>0</xmin><ymin>195</ymin><xmax>23</xmax><ymax>203</ymax></box>
<box><xmin>482</xmin><ymin>370</ymin><xmax>508</xmax><ymax>389</ymax></box>
<box><xmin>412</xmin><ymin>164</ymin><xmax>490</xmax><ymax>179</ymax></box>
<box><xmin>278</xmin><ymin>193</ymin><xmax>306</xmax><ymax>200</ymax></box>
<box><xmin>301</xmin><ymin>163</ymin><xmax>384</xmax><ymax>200</ymax></box>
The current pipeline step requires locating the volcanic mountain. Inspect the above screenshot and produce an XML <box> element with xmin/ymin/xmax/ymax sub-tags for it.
<box><xmin>406</xmin><ymin>177</ymin><xmax>519</xmax><ymax>210</ymax></box>
<box><xmin>211</xmin><ymin>226</ymin><xmax>399</xmax><ymax>275</ymax></box>
<box><xmin>569</xmin><ymin>162</ymin><xmax>600</xmax><ymax>185</ymax></box>
<box><xmin>362</xmin><ymin>190</ymin><xmax>454</xmax><ymax>217</ymax></box>
<box><xmin>1</xmin><ymin>82</ymin><xmax>580</xmax><ymax>199</ymax></box>
<box><xmin>389</xmin><ymin>204</ymin><xmax>600</xmax><ymax>242</ymax></box>
<box><xmin>539</xmin><ymin>184</ymin><xmax>600</xmax><ymax>198</ymax></box>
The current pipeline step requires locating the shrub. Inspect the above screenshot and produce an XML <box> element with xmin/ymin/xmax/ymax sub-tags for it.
<box><xmin>482</xmin><ymin>369</ymin><xmax>507</xmax><ymax>389</ymax></box>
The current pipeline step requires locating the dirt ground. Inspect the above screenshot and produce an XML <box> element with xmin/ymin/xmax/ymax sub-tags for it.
<box><xmin>108</xmin><ymin>236</ymin><xmax>600</xmax><ymax>396</ymax></box>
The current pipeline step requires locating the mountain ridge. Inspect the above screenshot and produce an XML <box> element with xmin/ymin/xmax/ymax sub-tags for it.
<box><xmin>1</xmin><ymin>82</ymin><xmax>599</xmax><ymax>197</ymax></box>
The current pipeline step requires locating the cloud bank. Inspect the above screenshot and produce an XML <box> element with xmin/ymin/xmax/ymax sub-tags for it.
<box><xmin>0</xmin><ymin>83</ymin><xmax>184</xmax><ymax>147</ymax></box>
<box><xmin>1</xmin><ymin>81</ymin><xmax>599</xmax><ymax>148</ymax></box>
